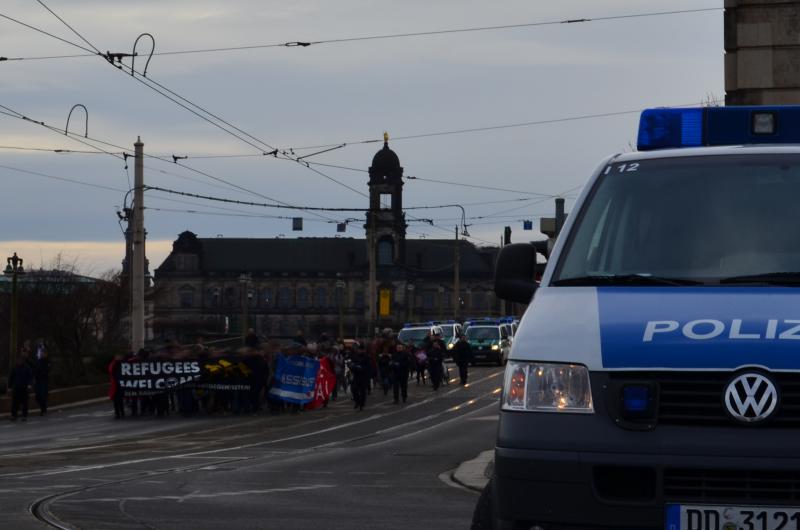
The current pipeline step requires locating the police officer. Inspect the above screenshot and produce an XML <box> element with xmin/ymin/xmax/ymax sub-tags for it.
<box><xmin>390</xmin><ymin>343</ymin><xmax>413</xmax><ymax>404</ymax></box>
<box><xmin>9</xmin><ymin>353</ymin><xmax>33</xmax><ymax>421</ymax></box>
<box><xmin>452</xmin><ymin>333</ymin><xmax>473</xmax><ymax>385</ymax></box>
<box><xmin>428</xmin><ymin>339</ymin><xmax>445</xmax><ymax>391</ymax></box>
<box><xmin>349</xmin><ymin>344</ymin><xmax>371</xmax><ymax>411</ymax></box>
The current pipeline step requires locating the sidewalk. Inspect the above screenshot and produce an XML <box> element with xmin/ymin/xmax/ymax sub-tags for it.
<box><xmin>452</xmin><ymin>449</ymin><xmax>494</xmax><ymax>492</ymax></box>
<box><xmin>0</xmin><ymin>383</ymin><xmax>109</xmax><ymax>417</ymax></box>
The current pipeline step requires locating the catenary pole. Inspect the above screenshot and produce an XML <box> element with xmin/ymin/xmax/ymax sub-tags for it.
<box><xmin>131</xmin><ymin>137</ymin><xmax>145</xmax><ymax>352</ymax></box>
<box><xmin>454</xmin><ymin>226</ymin><xmax>461</xmax><ymax>320</ymax></box>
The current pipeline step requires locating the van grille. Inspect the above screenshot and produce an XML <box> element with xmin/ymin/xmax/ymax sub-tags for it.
<box><xmin>609</xmin><ymin>372</ymin><xmax>800</xmax><ymax>427</ymax></box>
<box><xmin>664</xmin><ymin>468</ymin><xmax>800</xmax><ymax>502</ymax></box>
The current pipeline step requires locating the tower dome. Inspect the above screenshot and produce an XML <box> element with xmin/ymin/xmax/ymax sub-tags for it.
<box><xmin>369</xmin><ymin>132</ymin><xmax>403</xmax><ymax>184</ymax></box>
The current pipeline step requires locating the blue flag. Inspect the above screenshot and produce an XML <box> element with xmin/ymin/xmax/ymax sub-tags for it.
<box><xmin>268</xmin><ymin>354</ymin><xmax>320</xmax><ymax>404</ymax></box>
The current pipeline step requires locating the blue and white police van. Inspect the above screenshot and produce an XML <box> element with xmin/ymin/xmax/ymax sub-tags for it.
<box><xmin>481</xmin><ymin>106</ymin><xmax>800</xmax><ymax>530</ymax></box>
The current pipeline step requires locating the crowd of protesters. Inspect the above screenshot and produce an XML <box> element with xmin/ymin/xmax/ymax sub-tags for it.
<box><xmin>7</xmin><ymin>327</ymin><xmax>473</xmax><ymax>422</ymax></box>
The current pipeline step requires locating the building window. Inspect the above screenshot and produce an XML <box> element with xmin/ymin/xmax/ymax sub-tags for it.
<box><xmin>313</xmin><ymin>287</ymin><xmax>327</xmax><ymax>308</ymax></box>
<box><xmin>207</xmin><ymin>288</ymin><xmax>220</xmax><ymax>308</ymax></box>
<box><xmin>224</xmin><ymin>287</ymin><xmax>236</xmax><ymax>308</ymax></box>
<box><xmin>422</xmin><ymin>291</ymin><xmax>435</xmax><ymax>309</ymax></box>
<box><xmin>474</xmin><ymin>291</ymin><xmax>488</xmax><ymax>311</ymax></box>
<box><xmin>297</xmin><ymin>287</ymin><xmax>310</xmax><ymax>309</ymax></box>
<box><xmin>380</xmin><ymin>193</ymin><xmax>392</xmax><ymax>209</ymax></box>
<box><xmin>378</xmin><ymin>238</ymin><xmax>393</xmax><ymax>266</ymax></box>
<box><xmin>443</xmin><ymin>292</ymin><xmax>452</xmax><ymax>309</ymax></box>
<box><xmin>262</xmin><ymin>288</ymin><xmax>273</xmax><ymax>308</ymax></box>
<box><xmin>179</xmin><ymin>289</ymin><xmax>194</xmax><ymax>308</ymax></box>
<box><xmin>353</xmin><ymin>291</ymin><xmax>364</xmax><ymax>308</ymax></box>
<box><xmin>175</xmin><ymin>254</ymin><xmax>198</xmax><ymax>271</ymax></box>
<box><xmin>277</xmin><ymin>287</ymin><xmax>291</xmax><ymax>308</ymax></box>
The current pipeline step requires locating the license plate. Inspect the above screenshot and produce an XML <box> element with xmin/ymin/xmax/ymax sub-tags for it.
<box><xmin>666</xmin><ymin>504</ymin><xmax>800</xmax><ymax>530</ymax></box>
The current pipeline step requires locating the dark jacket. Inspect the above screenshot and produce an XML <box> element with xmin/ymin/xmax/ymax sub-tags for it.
<box><xmin>350</xmin><ymin>352</ymin><xmax>371</xmax><ymax>385</ymax></box>
<box><xmin>390</xmin><ymin>350</ymin><xmax>413</xmax><ymax>373</ymax></box>
<box><xmin>32</xmin><ymin>356</ymin><xmax>51</xmax><ymax>383</ymax></box>
<box><xmin>9</xmin><ymin>362</ymin><xmax>33</xmax><ymax>391</ymax></box>
<box><xmin>452</xmin><ymin>339</ymin><xmax>473</xmax><ymax>365</ymax></box>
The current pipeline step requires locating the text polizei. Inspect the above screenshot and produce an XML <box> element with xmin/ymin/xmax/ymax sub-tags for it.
<box><xmin>643</xmin><ymin>319</ymin><xmax>800</xmax><ymax>342</ymax></box>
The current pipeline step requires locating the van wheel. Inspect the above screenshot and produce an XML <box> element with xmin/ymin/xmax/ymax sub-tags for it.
<box><xmin>470</xmin><ymin>478</ymin><xmax>494</xmax><ymax>530</ymax></box>
<box><xmin>471</xmin><ymin>478</ymin><xmax>517</xmax><ymax>530</ymax></box>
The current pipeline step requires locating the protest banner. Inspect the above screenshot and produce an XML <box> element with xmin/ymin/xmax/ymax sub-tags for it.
<box><xmin>268</xmin><ymin>355</ymin><xmax>319</xmax><ymax>405</ymax></box>
<box><xmin>118</xmin><ymin>357</ymin><xmax>256</xmax><ymax>396</ymax></box>
<box><xmin>306</xmin><ymin>357</ymin><xmax>336</xmax><ymax>410</ymax></box>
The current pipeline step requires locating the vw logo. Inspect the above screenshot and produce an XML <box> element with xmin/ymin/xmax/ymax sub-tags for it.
<box><xmin>724</xmin><ymin>373</ymin><xmax>779</xmax><ymax>423</ymax></box>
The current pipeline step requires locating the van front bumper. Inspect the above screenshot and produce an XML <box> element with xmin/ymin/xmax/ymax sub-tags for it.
<box><xmin>494</xmin><ymin>410</ymin><xmax>800</xmax><ymax>529</ymax></box>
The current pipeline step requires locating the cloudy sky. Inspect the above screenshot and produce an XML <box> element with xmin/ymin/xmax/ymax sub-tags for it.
<box><xmin>0</xmin><ymin>0</ymin><xmax>723</xmax><ymax>274</ymax></box>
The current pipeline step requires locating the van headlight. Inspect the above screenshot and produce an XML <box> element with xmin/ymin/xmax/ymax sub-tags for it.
<box><xmin>491</xmin><ymin>344</ymin><xmax>500</xmax><ymax>351</ymax></box>
<box><xmin>501</xmin><ymin>361</ymin><xmax>593</xmax><ymax>413</ymax></box>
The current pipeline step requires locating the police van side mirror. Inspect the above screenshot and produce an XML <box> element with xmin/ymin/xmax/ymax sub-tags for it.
<box><xmin>494</xmin><ymin>243</ymin><xmax>538</xmax><ymax>304</ymax></box>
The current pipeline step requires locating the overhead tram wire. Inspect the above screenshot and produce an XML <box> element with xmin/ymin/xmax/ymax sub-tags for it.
<box><xmin>0</xmin><ymin>144</ymin><xmax>578</xmax><ymax>203</ymax></box>
<box><xmin>1</xmin><ymin>6</ymin><xmax>562</xmax><ymax>245</ymax></box>
<box><xmin>34</xmin><ymin>0</ymin><xmax>102</xmax><ymax>55</ymax></box>
<box><xmin>0</xmin><ymin>13</ymin><xmax>96</xmax><ymax>55</ymax></box>
<box><xmin>283</xmin><ymin>102</ymin><xmax>722</xmax><ymax>152</ymax></box>
<box><xmin>406</xmin><ymin>176</ymin><xmax>562</xmax><ymax>197</ymax></box>
<box><xmin>0</xmin><ymin>163</ymin><xmax>126</xmax><ymax>193</ymax></box>
<box><xmin>1</xmin><ymin>6</ymin><xmax>722</xmax><ymax>62</ymax></box>
<box><xmin>0</xmin><ymin>103</ymin><xmax>339</xmax><ymax>223</ymax></box>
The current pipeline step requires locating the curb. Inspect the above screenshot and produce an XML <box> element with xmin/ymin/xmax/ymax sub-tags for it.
<box><xmin>451</xmin><ymin>449</ymin><xmax>494</xmax><ymax>492</ymax></box>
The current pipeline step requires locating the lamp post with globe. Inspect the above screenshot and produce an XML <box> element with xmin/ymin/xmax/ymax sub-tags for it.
<box><xmin>4</xmin><ymin>252</ymin><xmax>25</xmax><ymax>376</ymax></box>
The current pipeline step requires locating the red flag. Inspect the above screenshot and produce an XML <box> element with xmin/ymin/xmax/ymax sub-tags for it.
<box><xmin>307</xmin><ymin>357</ymin><xmax>336</xmax><ymax>410</ymax></box>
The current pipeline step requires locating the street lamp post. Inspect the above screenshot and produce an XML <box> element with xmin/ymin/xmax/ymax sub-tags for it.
<box><xmin>336</xmin><ymin>279</ymin><xmax>346</xmax><ymax>339</ymax></box>
<box><xmin>4</xmin><ymin>253</ymin><xmax>25</xmax><ymax>375</ymax></box>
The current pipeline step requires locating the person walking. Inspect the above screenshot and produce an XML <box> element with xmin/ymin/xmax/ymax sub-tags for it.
<box><xmin>390</xmin><ymin>343</ymin><xmax>413</xmax><ymax>404</ymax></box>
<box><xmin>349</xmin><ymin>345</ymin><xmax>370</xmax><ymax>411</ymax></box>
<box><xmin>377</xmin><ymin>350</ymin><xmax>392</xmax><ymax>396</ymax></box>
<box><xmin>428</xmin><ymin>340</ymin><xmax>445</xmax><ymax>391</ymax></box>
<box><xmin>452</xmin><ymin>333</ymin><xmax>473</xmax><ymax>385</ymax></box>
<box><xmin>330</xmin><ymin>347</ymin><xmax>345</xmax><ymax>401</ymax></box>
<box><xmin>108</xmin><ymin>353</ymin><xmax>125</xmax><ymax>419</ymax></box>
<box><xmin>32</xmin><ymin>341</ymin><xmax>51</xmax><ymax>415</ymax></box>
<box><xmin>9</xmin><ymin>353</ymin><xmax>33</xmax><ymax>421</ymax></box>
<box><xmin>244</xmin><ymin>328</ymin><xmax>260</xmax><ymax>349</ymax></box>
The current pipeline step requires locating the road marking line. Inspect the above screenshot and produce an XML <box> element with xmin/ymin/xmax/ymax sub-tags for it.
<box><xmin>58</xmin><ymin>484</ymin><xmax>336</xmax><ymax>503</ymax></box>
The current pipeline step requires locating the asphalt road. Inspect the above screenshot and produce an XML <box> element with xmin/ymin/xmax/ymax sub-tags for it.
<box><xmin>0</xmin><ymin>363</ymin><xmax>502</xmax><ymax>530</ymax></box>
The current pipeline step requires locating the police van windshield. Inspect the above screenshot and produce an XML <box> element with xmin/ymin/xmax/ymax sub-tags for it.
<box><xmin>398</xmin><ymin>328</ymin><xmax>429</xmax><ymax>344</ymax></box>
<box><xmin>555</xmin><ymin>154</ymin><xmax>800</xmax><ymax>285</ymax></box>
<box><xmin>466</xmin><ymin>327</ymin><xmax>500</xmax><ymax>340</ymax></box>
<box><xmin>440</xmin><ymin>325</ymin><xmax>455</xmax><ymax>338</ymax></box>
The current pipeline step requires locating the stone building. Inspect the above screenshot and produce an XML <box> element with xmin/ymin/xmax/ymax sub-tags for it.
<box><xmin>152</xmin><ymin>139</ymin><xmax>501</xmax><ymax>341</ymax></box>
<box><xmin>725</xmin><ymin>0</ymin><xmax>800</xmax><ymax>105</ymax></box>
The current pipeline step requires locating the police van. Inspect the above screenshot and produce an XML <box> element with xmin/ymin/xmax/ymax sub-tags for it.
<box><xmin>398</xmin><ymin>322</ymin><xmax>443</xmax><ymax>348</ymax></box>
<box><xmin>481</xmin><ymin>106</ymin><xmax>800</xmax><ymax>530</ymax></box>
<box><xmin>464</xmin><ymin>318</ymin><xmax>512</xmax><ymax>365</ymax></box>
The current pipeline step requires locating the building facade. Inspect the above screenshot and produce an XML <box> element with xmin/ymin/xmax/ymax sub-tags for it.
<box><xmin>153</xmin><ymin>139</ymin><xmax>501</xmax><ymax>342</ymax></box>
<box><xmin>725</xmin><ymin>0</ymin><xmax>800</xmax><ymax>105</ymax></box>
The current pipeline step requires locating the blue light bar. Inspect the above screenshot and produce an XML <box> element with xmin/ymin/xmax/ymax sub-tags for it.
<box><xmin>637</xmin><ymin>108</ymin><xmax>703</xmax><ymax>151</ymax></box>
<box><xmin>637</xmin><ymin>106</ymin><xmax>800</xmax><ymax>151</ymax></box>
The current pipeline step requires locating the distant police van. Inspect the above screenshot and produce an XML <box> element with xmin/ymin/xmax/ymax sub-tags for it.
<box><xmin>481</xmin><ymin>106</ymin><xmax>800</xmax><ymax>530</ymax></box>
<box><xmin>464</xmin><ymin>318</ymin><xmax>512</xmax><ymax>365</ymax></box>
